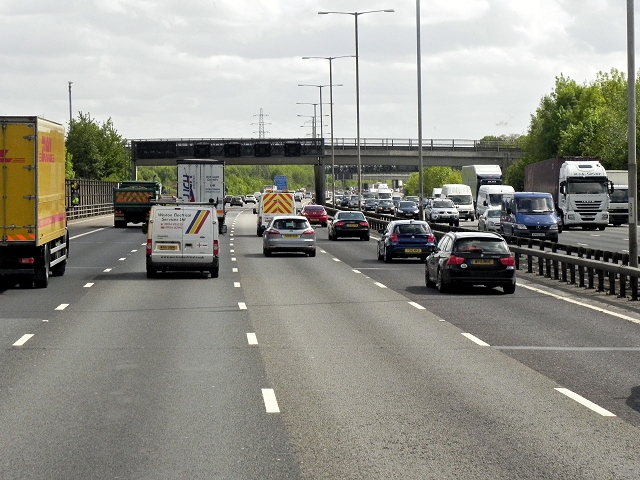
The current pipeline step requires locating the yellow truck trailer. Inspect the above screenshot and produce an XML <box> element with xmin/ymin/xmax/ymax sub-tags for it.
<box><xmin>0</xmin><ymin>116</ymin><xmax>69</xmax><ymax>288</ymax></box>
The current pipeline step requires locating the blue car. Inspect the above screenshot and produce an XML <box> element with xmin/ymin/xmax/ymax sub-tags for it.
<box><xmin>377</xmin><ymin>220</ymin><xmax>436</xmax><ymax>263</ymax></box>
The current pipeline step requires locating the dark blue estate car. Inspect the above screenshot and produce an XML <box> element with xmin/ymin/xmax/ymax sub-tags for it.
<box><xmin>377</xmin><ymin>220</ymin><xmax>436</xmax><ymax>262</ymax></box>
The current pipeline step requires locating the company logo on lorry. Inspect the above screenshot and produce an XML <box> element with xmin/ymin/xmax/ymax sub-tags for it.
<box><xmin>39</xmin><ymin>136</ymin><xmax>55</xmax><ymax>163</ymax></box>
<box><xmin>181</xmin><ymin>174</ymin><xmax>196</xmax><ymax>202</ymax></box>
<box><xmin>0</xmin><ymin>150</ymin><xmax>26</xmax><ymax>163</ymax></box>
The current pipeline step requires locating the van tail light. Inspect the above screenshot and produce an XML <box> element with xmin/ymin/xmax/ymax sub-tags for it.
<box><xmin>446</xmin><ymin>255</ymin><xmax>465</xmax><ymax>265</ymax></box>
<box><xmin>213</xmin><ymin>239</ymin><xmax>219</xmax><ymax>256</ymax></box>
<box><xmin>389</xmin><ymin>233</ymin><xmax>399</xmax><ymax>242</ymax></box>
<box><xmin>500</xmin><ymin>256</ymin><xmax>515</xmax><ymax>266</ymax></box>
<box><xmin>146</xmin><ymin>239</ymin><xmax>152</xmax><ymax>255</ymax></box>
<box><xmin>302</xmin><ymin>228</ymin><xmax>315</xmax><ymax>236</ymax></box>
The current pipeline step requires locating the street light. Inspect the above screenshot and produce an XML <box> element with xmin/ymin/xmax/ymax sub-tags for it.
<box><xmin>319</xmin><ymin>9</ymin><xmax>394</xmax><ymax>207</ymax></box>
<box><xmin>416</xmin><ymin>0</ymin><xmax>425</xmax><ymax>220</ymax></box>
<box><xmin>302</xmin><ymin>55</ymin><xmax>355</xmax><ymax>203</ymax></box>
<box><xmin>298</xmin><ymin>84</ymin><xmax>342</xmax><ymax>140</ymax></box>
<box><xmin>296</xmin><ymin>102</ymin><xmax>320</xmax><ymax>138</ymax></box>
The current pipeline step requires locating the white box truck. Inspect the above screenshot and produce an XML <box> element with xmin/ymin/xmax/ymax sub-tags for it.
<box><xmin>177</xmin><ymin>159</ymin><xmax>226</xmax><ymax>233</ymax></box>
<box><xmin>461</xmin><ymin>165</ymin><xmax>502</xmax><ymax>206</ymax></box>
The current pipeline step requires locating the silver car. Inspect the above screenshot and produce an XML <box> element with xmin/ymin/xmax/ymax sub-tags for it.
<box><xmin>262</xmin><ymin>215</ymin><xmax>316</xmax><ymax>257</ymax></box>
<box><xmin>478</xmin><ymin>207</ymin><xmax>501</xmax><ymax>232</ymax></box>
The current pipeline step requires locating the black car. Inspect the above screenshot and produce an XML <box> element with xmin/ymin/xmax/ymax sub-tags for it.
<box><xmin>328</xmin><ymin>211</ymin><xmax>370</xmax><ymax>241</ymax></box>
<box><xmin>425</xmin><ymin>231</ymin><xmax>516</xmax><ymax>294</ymax></box>
<box><xmin>375</xmin><ymin>200</ymin><xmax>395</xmax><ymax>214</ymax></box>
<box><xmin>377</xmin><ymin>220</ymin><xmax>436</xmax><ymax>262</ymax></box>
<box><xmin>395</xmin><ymin>201</ymin><xmax>419</xmax><ymax>219</ymax></box>
<box><xmin>363</xmin><ymin>198</ymin><xmax>378</xmax><ymax>211</ymax></box>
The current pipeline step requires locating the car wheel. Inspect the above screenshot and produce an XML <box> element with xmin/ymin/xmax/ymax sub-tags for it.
<box><xmin>436</xmin><ymin>268</ymin><xmax>449</xmax><ymax>293</ymax></box>
<box><xmin>308</xmin><ymin>249</ymin><xmax>316</xmax><ymax>257</ymax></box>
<box><xmin>503</xmin><ymin>282</ymin><xmax>516</xmax><ymax>294</ymax></box>
<box><xmin>425</xmin><ymin>268</ymin><xmax>436</xmax><ymax>288</ymax></box>
<box><xmin>383</xmin><ymin>248</ymin><xmax>393</xmax><ymax>263</ymax></box>
<box><xmin>263</xmin><ymin>248</ymin><xmax>272</xmax><ymax>257</ymax></box>
<box><xmin>362</xmin><ymin>235</ymin><xmax>369</xmax><ymax>241</ymax></box>
<box><xmin>377</xmin><ymin>245</ymin><xmax>384</xmax><ymax>261</ymax></box>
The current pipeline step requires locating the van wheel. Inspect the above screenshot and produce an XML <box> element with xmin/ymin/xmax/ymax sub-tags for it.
<box><xmin>210</xmin><ymin>266</ymin><xmax>219</xmax><ymax>278</ymax></box>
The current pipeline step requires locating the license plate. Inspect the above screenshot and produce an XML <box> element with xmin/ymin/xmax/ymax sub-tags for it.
<box><xmin>531</xmin><ymin>233</ymin><xmax>545</xmax><ymax>237</ymax></box>
<box><xmin>283</xmin><ymin>234</ymin><xmax>300</xmax><ymax>238</ymax></box>
<box><xmin>347</xmin><ymin>223</ymin><xmax>359</xmax><ymax>228</ymax></box>
<box><xmin>404</xmin><ymin>248</ymin><xmax>421</xmax><ymax>253</ymax></box>
<box><xmin>471</xmin><ymin>259</ymin><xmax>494</xmax><ymax>265</ymax></box>
<box><xmin>157</xmin><ymin>244</ymin><xmax>178</xmax><ymax>251</ymax></box>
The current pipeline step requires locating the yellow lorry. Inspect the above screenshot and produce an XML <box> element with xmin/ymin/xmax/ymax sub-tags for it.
<box><xmin>0</xmin><ymin>116</ymin><xmax>69</xmax><ymax>288</ymax></box>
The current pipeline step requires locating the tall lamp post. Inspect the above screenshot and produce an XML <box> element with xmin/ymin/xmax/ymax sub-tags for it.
<box><xmin>296</xmin><ymin>102</ymin><xmax>320</xmax><ymax>138</ymax></box>
<box><xmin>627</xmin><ymin>0</ymin><xmax>638</xmax><ymax>267</ymax></box>
<box><xmin>416</xmin><ymin>0</ymin><xmax>425</xmax><ymax>220</ymax></box>
<box><xmin>68</xmin><ymin>81</ymin><xmax>73</xmax><ymax>123</ymax></box>
<box><xmin>302</xmin><ymin>55</ymin><xmax>355</xmax><ymax>204</ymax></box>
<box><xmin>319</xmin><ymin>9</ymin><xmax>395</xmax><ymax>207</ymax></box>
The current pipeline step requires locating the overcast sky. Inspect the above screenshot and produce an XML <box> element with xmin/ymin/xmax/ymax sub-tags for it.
<box><xmin>0</xmin><ymin>0</ymin><xmax>634</xmax><ymax>142</ymax></box>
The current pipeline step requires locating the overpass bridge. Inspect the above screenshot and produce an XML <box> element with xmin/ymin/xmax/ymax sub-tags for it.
<box><xmin>130</xmin><ymin>138</ymin><xmax>524</xmax><ymax>199</ymax></box>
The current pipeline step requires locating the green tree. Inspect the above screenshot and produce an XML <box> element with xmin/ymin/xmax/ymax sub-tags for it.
<box><xmin>66</xmin><ymin>113</ymin><xmax>130</xmax><ymax>180</ymax></box>
<box><xmin>65</xmin><ymin>151</ymin><xmax>75</xmax><ymax>179</ymax></box>
<box><xmin>404</xmin><ymin>166</ymin><xmax>461</xmax><ymax>196</ymax></box>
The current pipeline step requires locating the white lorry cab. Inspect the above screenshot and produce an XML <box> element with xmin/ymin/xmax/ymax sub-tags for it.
<box><xmin>146</xmin><ymin>201</ymin><xmax>227</xmax><ymax>278</ymax></box>
<box><xmin>441</xmin><ymin>184</ymin><xmax>475</xmax><ymax>221</ymax></box>
<box><xmin>476</xmin><ymin>185</ymin><xmax>515</xmax><ymax>217</ymax></box>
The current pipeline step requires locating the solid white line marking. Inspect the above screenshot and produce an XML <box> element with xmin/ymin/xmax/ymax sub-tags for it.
<box><xmin>462</xmin><ymin>333</ymin><xmax>490</xmax><ymax>346</ymax></box>
<box><xmin>55</xmin><ymin>304</ymin><xmax>69</xmax><ymax>311</ymax></box>
<box><xmin>554</xmin><ymin>388</ymin><xmax>616</xmax><ymax>416</ymax></box>
<box><xmin>320</xmin><ymin>249</ymin><xmax>326</xmax><ymax>253</ymax></box>
<box><xmin>333</xmin><ymin>258</ymin><xmax>340</xmax><ymax>262</ymax></box>
<box><xmin>13</xmin><ymin>334</ymin><xmax>34</xmax><ymax>346</ymax></box>
<box><xmin>247</xmin><ymin>333</ymin><xmax>258</xmax><ymax>345</ymax></box>
<box><xmin>519</xmin><ymin>284</ymin><xmax>640</xmax><ymax>324</ymax></box>
<box><xmin>118</xmin><ymin>258</ymin><xmax>126</xmax><ymax>261</ymax></box>
<box><xmin>238</xmin><ymin>302</ymin><xmax>247</xmax><ymax>310</ymax></box>
<box><xmin>262</xmin><ymin>388</ymin><xmax>280</xmax><ymax>413</ymax></box>
<box><xmin>352</xmin><ymin>269</ymin><xmax>361</xmax><ymax>274</ymax></box>
<box><xmin>409</xmin><ymin>301</ymin><xmax>425</xmax><ymax>310</ymax></box>
<box><xmin>232</xmin><ymin>268</ymin><xmax>238</xmax><ymax>273</ymax></box>
<box><xmin>70</xmin><ymin>227</ymin><xmax>107</xmax><ymax>240</ymax></box>
<box><xmin>103</xmin><ymin>268</ymin><xmax>112</xmax><ymax>272</ymax></box>
<box><xmin>83</xmin><ymin>283</ymin><xmax>94</xmax><ymax>288</ymax></box>
<box><xmin>374</xmin><ymin>282</ymin><xmax>387</xmax><ymax>289</ymax></box>
<box><xmin>234</xmin><ymin>282</ymin><xmax>241</xmax><ymax>288</ymax></box>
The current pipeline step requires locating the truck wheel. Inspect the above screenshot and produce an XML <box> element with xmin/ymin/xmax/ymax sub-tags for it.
<box><xmin>114</xmin><ymin>220</ymin><xmax>127</xmax><ymax>228</ymax></box>
<box><xmin>598</xmin><ymin>225</ymin><xmax>606</xmax><ymax>231</ymax></box>
<box><xmin>51</xmin><ymin>260</ymin><xmax>66</xmax><ymax>277</ymax></box>
<box><xmin>34</xmin><ymin>246</ymin><xmax>50</xmax><ymax>288</ymax></box>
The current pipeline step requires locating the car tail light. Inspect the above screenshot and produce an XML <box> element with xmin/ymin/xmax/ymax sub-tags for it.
<box><xmin>389</xmin><ymin>233</ymin><xmax>399</xmax><ymax>242</ymax></box>
<box><xmin>267</xmin><ymin>229</ymin><xmax>281</xmax><ymax>235</ymax></box>
<box><xmin>427</xmin><ymin>234</ymin><xmax>436</xmax><ymax>243</ymax></box>
<box><xmin>335</xmin><ymin>221</ymin><xmax>346</xmax><ymax>227</ymax></box>
<box><xmin>302</xmin><ymin>228</ymin><xmax>315</xmax><ymax>236</ymax></box>
<box><xmin>359</xmin><ymin>221</ymin><xmax>369</xmax><ymax>227</ymax></box>
<box><xmin>18</xmin><ymin>257</ymin><xmax>35</xmax><ymax>265</ymax></box>
<box><xmin>446</xmin><ymin>255</ymin><xmax>465</xmax><ymax>265</ymax></box>
<box><xmin>213</xmin><ymin>239</ymin><xmax>219</xmax><ymax>256</ymax></box>
<box><xmin>500</xmin><ymin>256</ymin><xmax>515</xmax><ymax>266</ymax></box>
<box><xmin>146</xmin><ymin>239</ymin><xmax>152</xmax><ymax>255</ymax></box>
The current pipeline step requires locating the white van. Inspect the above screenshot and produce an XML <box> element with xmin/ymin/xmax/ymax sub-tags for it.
<box><xmin>145</xmin><ymin>202</ymin><xmax>226</xmax><ymax>278</ymax></box>
<box><xmin>475</xmin><ymin>185</ymin><xmax>515</xmax><ymax>217</ymax></box>
<box><xmin>431</xmin><ymin>188</ymin><xmax>442</xmax><ymax>198</ymax></box>
<box><xmin>441</xmin><ymin>184</ymin><xmax>475</xmax><ymax>220</ymax></box>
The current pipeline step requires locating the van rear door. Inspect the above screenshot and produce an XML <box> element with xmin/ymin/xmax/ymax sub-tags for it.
<box><xmin>181</xmin><ymin>207</ymin><xmax>214</xmax><ymax>266</ymax></box>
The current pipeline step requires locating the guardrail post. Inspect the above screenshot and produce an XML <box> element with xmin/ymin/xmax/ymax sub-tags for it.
<box><xmin>551</xmin><ymin>244</ymin><xmax>559</xmax><ymax>279</ymax></box>
<box><xmin>577</xmin><ymin>247</ymin><xmax>585</xmax><ymax>288</ymax></box>
<box><xmin>527</xmin><ymin>251</ymin><xmax>533</xmax><ymax>273</ymax></box>
<box><xmin>631</xmin><ymin>276</ymin><xmax>638</xmax><ymax>301</ymax></box>
<box><xmin>538</xmin><ymin>241</ymin><xmax>544</xmax><ymax>276</ymax></box>
<box><xmin>586</xmin><ymin>248</ymin><xmax>595</xmax><ymax>290</ymax></box>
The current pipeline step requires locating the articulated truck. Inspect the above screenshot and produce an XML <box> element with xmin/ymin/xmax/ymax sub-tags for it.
<box><xmin>0</xmin><ymin>116</ymin><xmax>69</xmax><ymax>288</ymax></box>
<box><xmin>524</xmin><ymin>157</ymin><xmax>611</xmax><ymax>230</ymax></box>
